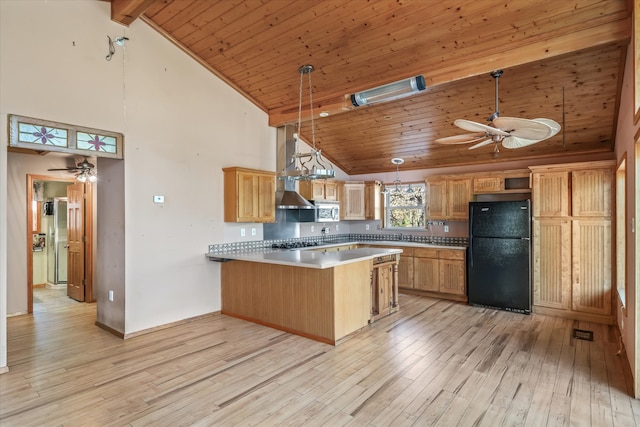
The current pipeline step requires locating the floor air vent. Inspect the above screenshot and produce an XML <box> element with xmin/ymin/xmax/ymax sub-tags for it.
<box><xmin>572</xmin><ymin>329</ymin><xmax>594</xmax><ymax>341</ymax></box>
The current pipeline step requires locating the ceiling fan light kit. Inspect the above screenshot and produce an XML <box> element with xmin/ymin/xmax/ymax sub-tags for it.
<box><xmin>434</xmin><ymin>70</ymin><xmax>561</xmax><ymax>156</ymax></box>
<box><xmin>350</xmin><ymin>75</ymin><xmax>426</xmax><ymax>107</ymax></box>
<box><xmin>48</xmin><ymin>157</ymin><xmax>97</xmax><ymax>182</ymax></box>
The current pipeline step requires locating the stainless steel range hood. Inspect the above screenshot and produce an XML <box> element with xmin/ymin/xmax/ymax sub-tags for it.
<box><xmin>264</xmin><ymin>126</ymin><xmax>315</xmax><ymax>239</ymax></box>
<box><xmin>274</xmin><ymin>124</ymin><xmax>315</xmax><ymax>210</ymax></box>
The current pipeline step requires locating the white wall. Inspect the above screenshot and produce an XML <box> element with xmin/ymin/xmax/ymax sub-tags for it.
<box><xmin>0</xmin><ymin>0</ymin><xmax>276</xmax><ymax>368</ymax></box>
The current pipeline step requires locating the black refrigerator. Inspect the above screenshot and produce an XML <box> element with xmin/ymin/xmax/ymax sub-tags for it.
<box><xmin>468</xmin><ymin>200</ymin><xmax>531</xmax><ymax>314</ymax></box>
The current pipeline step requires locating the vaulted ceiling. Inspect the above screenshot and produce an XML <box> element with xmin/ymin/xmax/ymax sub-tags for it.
<box><xmin>110</xmin><ymin>0</ymin><xmax>632</xmax><ymax>174</ymax></box>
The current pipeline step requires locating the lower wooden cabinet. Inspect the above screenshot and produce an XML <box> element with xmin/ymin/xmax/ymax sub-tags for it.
<box><xmin>373</xmin><ymin>245</ymin><xmax>467</xmax><ymax>300</ymax></box>
<box><xmin>533</xmin><ymin>217</ymin><xmax>612</xmax><ymax>320</ymax></box>
<box><xmin>437</xmin><ymin>250</ymin><xmax>466</xmax><ymax>296</ymax></box>
<box><xmin>572</xmin><ymin>219</ymin><xmax>612</xmax><ymax>315</ymax></box>
<box><xmin>413</xmin><ymin>248</ymin><xmax>439</xmax><ymax>292</ymax></box>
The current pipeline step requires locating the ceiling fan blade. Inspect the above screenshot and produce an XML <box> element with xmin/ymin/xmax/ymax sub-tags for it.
<box><xmin>434</xmin><ymin>132</ymin><xmax>485</xmax><ymax>144</ymax></box>
<box><xmin>47</xmin><ymin>167</ymin><xmax>78</xmax><ymax>171</ymax></box>
<box><xmin>454</xmin><ymin>119</ymin><xmax>509</xmax><ymax>136</ymax></box>
<box><xmin>532</xmin><ymin>118</ymin><xmax>561</xmax><ymax>136</ymax></box>
<box><xmin>467</xmin><ymin>139</ymin><xmax>493</xmax><ymax>150</ymax></box>
<box><xmin>501</xmin><ymin>135</ymin><xmax>545</xmax><ymax>149</ymax></box>
<box><xmin>493</xmin><ymin>116</ymin><xmax>552</xmax><ymax>140</ymax></box>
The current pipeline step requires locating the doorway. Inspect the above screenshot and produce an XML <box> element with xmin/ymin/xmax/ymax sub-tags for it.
<box><xmin>26</xmin><ymin>174</ymin><xmax>94</xmax><ymax>313</ymax></box>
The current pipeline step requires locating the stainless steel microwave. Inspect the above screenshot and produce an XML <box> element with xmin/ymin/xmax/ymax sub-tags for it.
<box><xmin>314</xmin><ymin>202</ymin><xmax>340</xmax><ymax>222</ymax></box>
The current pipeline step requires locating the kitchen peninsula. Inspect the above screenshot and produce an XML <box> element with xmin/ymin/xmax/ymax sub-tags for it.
<box><xmin>211</xmin><ymin>246</ymin><xmax>402</xmax><ymax>345</ymax></box>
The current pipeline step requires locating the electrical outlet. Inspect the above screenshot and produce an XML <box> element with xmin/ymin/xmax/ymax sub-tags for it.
<box><xmin>108</xmin><ymin>290</ymin><xmax>114</xmax><ymax>302</ymax></box>
<box><xmin>365</xmin><ymin>224</ymin><xmax>370</xmax><ymax>230</ymax></box>
<box><xmin>444</xmin><ymin>225</ymin><xmax>449</xmax><ymax>233</ymax></box>
<box><xmin>153</xmin><ymin>195</ymin><xmax>164</xmax><ymax>203</ymax></box>
<box><xmin>251</xmin><ymin>227</ymin><xmax>256</xmax><ymax>236</ymax></box>
<box><xmin>240</xmin><ymin>228</ymin><xmax>246</xmax><ymax>237</ymax></box>
<box><xmin>335</xmin><ymin>224</ymin><xmax>339</xmax><ymax>231</ymax></box>
<box><xmin>311</xmin><ymin>225</ymin><xmax>314</xmax><ymax>232</ymax></box>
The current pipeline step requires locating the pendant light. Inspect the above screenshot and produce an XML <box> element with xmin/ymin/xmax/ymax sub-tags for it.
<box><xmin>391</xmin><ymin>158</ymin><xmax>404</xmax><ymax>192</ymax></box>
<box><xmin>287</xmin><ymin>65</ymin><xmax>335</xmax><ymax>180</ymax></box>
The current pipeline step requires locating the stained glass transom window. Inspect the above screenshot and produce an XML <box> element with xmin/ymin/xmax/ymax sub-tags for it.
<box><xmin>9</xmin><ymin>114</ymin><xmax>123</xmax><ymax>159</ymax></box>
<box><xmin>77</xmin><ymin>132</ymin><xmax>117</xmax><ymax>154</ymax></box>
<box><xmin>18</xmin><ymin>122</ymin><xmax>68</xmax><ymax>147</ymax></box>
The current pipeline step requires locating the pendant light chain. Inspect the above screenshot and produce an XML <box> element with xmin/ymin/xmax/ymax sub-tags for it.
<box><xmin>307</xmin><ymin>70</ymin><xmax>316</xmax><ymax>150</ymax></box>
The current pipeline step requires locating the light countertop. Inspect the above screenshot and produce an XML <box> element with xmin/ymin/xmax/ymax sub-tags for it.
<box><xmin>208</xmin><ymin>247</ymin><xmax>403</xmax><ymax>269</ymax></box>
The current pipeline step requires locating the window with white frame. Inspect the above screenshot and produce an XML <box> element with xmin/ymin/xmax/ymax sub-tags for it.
<box><xmin>384</xmin><ymin>182</ymin><xmax>425</xmax><ymax>229</ymax></box>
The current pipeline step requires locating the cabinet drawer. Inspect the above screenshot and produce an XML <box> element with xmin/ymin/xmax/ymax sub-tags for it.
<box><xmin>438</xmin><ymin>249</ymin><xmax>465</xmax><ymax>260</ymax></box>
<box><xmin>414</xmin><ymin>248</ymin><xmax>438</xmax><ymax>258</ymax></box>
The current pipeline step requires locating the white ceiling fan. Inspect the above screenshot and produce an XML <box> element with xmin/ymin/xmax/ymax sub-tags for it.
<box><xmin>435</xmin><ymin>70</ymin><xmax>561</xmax><ymax>156</ymax></box>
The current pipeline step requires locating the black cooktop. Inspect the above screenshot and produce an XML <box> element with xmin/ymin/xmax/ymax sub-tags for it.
<box><xmin>271</xmin><ymin>241</ymin><xmax>320</xmax><ymax>249</ymax></box>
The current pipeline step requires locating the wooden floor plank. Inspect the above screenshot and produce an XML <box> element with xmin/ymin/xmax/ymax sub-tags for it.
<box><xmin>0</xmin><ymin>288</ymin><xmax>636</xmax><ymax>426</ymax></box>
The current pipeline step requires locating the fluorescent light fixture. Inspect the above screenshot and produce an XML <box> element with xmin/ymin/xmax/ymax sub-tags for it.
<box><xmin>350</xmin><ymin>75</ymin><xmax>426</xmax><ymax>107</ymax></box>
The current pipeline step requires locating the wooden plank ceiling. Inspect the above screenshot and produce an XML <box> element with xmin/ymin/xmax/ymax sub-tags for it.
<box><xmin>112</xmin><ymin>0</ymin><xmax>632</xmax><ymax>174</ymax></box>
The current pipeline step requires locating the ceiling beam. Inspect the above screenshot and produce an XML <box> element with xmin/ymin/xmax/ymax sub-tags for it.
<box><xmin>268</xmin><ymin>17</ymin><xmax>630</xmax><ymax>127</ymax></box>
<box><xmin>111</xmin><ymin>0</ymin><xmax>160</xmax><ymax>26</ymax></box>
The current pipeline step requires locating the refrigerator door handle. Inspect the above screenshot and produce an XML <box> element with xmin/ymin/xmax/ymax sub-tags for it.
<box><xmin>469</xmin><ymin>238</ymin><xmax>473</xmax><ymax>267</ymax></box>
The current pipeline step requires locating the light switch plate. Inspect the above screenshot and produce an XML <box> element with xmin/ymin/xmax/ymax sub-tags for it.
<box><xmin>153</xmin><ymin>195</ymin><xmax>165</xmax><ymax>203</ymax></box>
<box><xmin>240</xmin><ymin>228</ymin><xmax>246</xmax><ymax>237</ymax></box>
<box><xmin>444</xmin><ymin>225</ymin><xmax>449</xmax><ymax>233</ymax></box>
<box><xmin>251</xmin><ymin>228</ymin><xmax>256</xmax><ymax>236</ymax></box>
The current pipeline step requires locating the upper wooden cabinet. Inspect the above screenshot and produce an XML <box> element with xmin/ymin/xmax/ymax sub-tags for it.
<box><xmin>572</xmin><ymin>169</ymin><xmax>612</xmax><ymax>217</ymax></box>
<box><xmin>532</xmin><ymin>171</ymin><xmax>570</xmax><ymax>217</ymax></box>
<box><xmin>425</xmin><ymin>177</ymin><xmax>471</xmax><ymax>220</ymax></box>
<box><xmin>341</xmin><ymin>180</ymin><xmax>381</xmax><ymax>220</ymax></box>
<box><xmin>473</xmin><ymin>177</ymin><xmax>504</xmax><ymax>193</ymax></box>
<box><xmin>223</xmin><ymin>167</ymin><xmax>276</xmax><ymax>223</ymax></box>
<box><xmin>299</xmin><ymin>179</ymin><xmax>340</xmax><ymax>201</ymax></box>
<box><xmin>342</xmin><ymin>182</ymin><xmax>365</xmax><ymax>220</ymax></box>
<box><xmin>530</xmin><ymin>161</ymin><xmax>613</xmax><ymax>218</ymax></box>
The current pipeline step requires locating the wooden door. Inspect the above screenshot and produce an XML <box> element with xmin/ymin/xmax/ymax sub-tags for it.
<box><xmin>532</xmin><ymin>219</ymin><xmax>571</xmax><ymax>310</ymax></box>
<box><xmin>67</xmin><ymin>182</ymin><xmax>85</xmax><ymax>302</ymax></box>
<box><xmin>447</xmin><ymin>178</ymin><xmax>472</xmax><ymax>219</ymax></box>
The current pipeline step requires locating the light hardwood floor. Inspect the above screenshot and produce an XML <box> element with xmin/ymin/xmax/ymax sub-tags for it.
<box><xmin>1</xmin><ymin>288</ymin><xmax>638</xmax><ymax>426</ymax></box>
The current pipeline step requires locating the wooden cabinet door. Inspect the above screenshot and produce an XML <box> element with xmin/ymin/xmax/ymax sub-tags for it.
<box><xmin>364</xmin><ymin>181</ymin><xmax>381</xmax><ymax>220</ymax></box>
<box><xmin>413</xmin><ymin>256</ymin><xmax>439</xmax><ymax>292</ymax></box>
<box><xmin>237</xmin><ymin>172</ymin><xmax>258</xmax><ymax>221</ymax></box>
<box><xmin>258</xmin><ymin>174</ymin><xmax>276</xmax><ymax>222</ymax></box>
<box><xmin>572</xmin><ymin>219</ymin><xmax>612</xmax><ymax>315</ymax></box>
<box><xmin>473</xmin><ymin>177</ymin><xmax>504</xmax><ymax>193</ymax></box>
<box><xmin>532</xmin><ymin>219</ymin><xmax>571</xmax><ymax>310</ymax></box>
<box><xmin>438</xmin><ymin>258</ymin><xmax>465</xmax><ymax>296</ymax></box>
<box><xmin>425</xmin><ymin>178</ymin><xmax>447</xmax><ymax>219</ymax></box>
<box><xmin>572</xmin><ymin>169</ymin><xmax>612</xmax><ymax>217</ymax></box>
<box><xmin>532</xmin><ymin>171</ymin><xmax>569</xmax><ymax>217</ymax></box>
<box><xmin>447</xmin><ymin>178</ymin><xmax>472</xmax><ymax>219</ymax></box>
<box><xmin>343</xmin><ymin>183</ymin><xmax>365</xmax><ymax>220</ymax></box>
<box><xmin>397</xmin><ymin>253</ymin><xmax>413</xmax><ymax>289</ymax></box>
<box><xmin>324</xmin><ymin>181</ymin><xmax>338</xmax><ymax>201</ymax></box>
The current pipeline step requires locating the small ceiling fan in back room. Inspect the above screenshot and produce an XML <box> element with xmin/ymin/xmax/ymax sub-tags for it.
<box><xmin>435</xmin><ymin>70</ymin><xmax>561</xmax><ymax>157</ymax></box>
<box><xmin>48</xmin><ymin>156</ymin><xmax>97</xmax><ymax>182</ymax></box>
